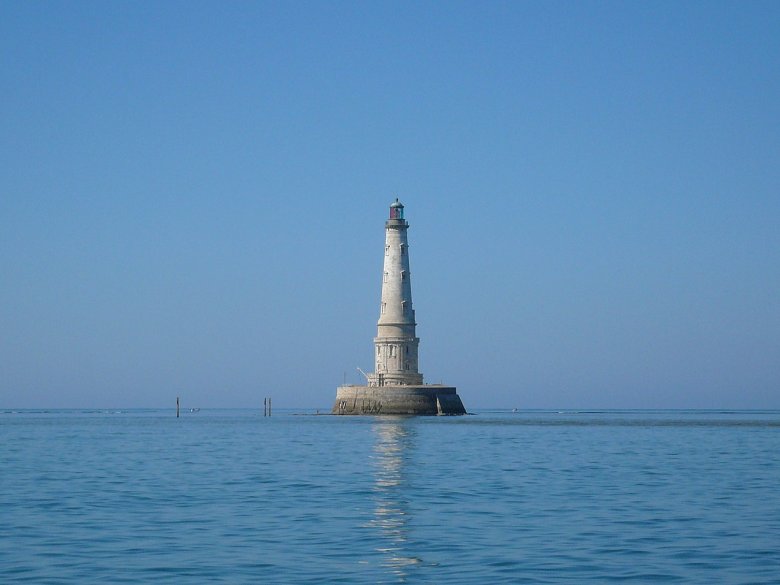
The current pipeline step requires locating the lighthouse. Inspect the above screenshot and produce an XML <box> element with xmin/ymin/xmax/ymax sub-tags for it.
<box><xmin>332</xmin><ymin>199</ymin><xmax>466</xmax><ymax>415</ymax></box>
<box><xmin>369</xmin><ymin>199</ymin><xmax>423</xmax><ymax>387</ymax></box>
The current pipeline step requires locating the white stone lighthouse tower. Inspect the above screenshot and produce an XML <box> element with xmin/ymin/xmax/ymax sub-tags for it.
<box><xmin>332</xmin><ymin>199</ymin><xmax>466</xmax><ymax>415</ymax></box>
<box><xmin>368</xmin><ymin>199</ymin><xmax>423</xmax><ymax>387</ymax></box>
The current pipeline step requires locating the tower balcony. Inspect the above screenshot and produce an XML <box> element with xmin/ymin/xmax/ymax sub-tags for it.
<box><xmin>385</xmin><ymin>218</ymin><xmax>409</xmax><ymax>229</ymax></box>
<box><xmin>366</xmin><ymin>372</ymin><xmax>424</xmax><ymax>387</ymax></box>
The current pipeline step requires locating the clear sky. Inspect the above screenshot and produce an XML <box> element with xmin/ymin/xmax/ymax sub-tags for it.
<box><xmin>2</xmin><ymin>1</ymin><xmax>778</xmax><ymax>409</ymax></box>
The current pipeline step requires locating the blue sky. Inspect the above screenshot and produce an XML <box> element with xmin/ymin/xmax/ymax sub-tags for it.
<box><xmin>1</xmin><ymin>1</ymin><xmax>778</xmax><ymax>409</ymax></box>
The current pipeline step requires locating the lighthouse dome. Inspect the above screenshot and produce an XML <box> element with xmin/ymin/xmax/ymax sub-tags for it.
<box><xmin>390</xmin><ymin>198</ymin><xmax>404</xmax><ymax>208</ymax></box>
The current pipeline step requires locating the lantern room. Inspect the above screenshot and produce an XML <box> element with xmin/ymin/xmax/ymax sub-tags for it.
<box><xmin>389</xmin><ymin>198</ymin><xmax>404</xmax><ymax>220</ymax></box>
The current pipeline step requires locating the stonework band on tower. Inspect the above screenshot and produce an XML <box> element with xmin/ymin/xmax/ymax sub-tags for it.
<box><xmin>332</xmin><ymin>199</ymin><xmax>466</xmax><ymax>415</ymax></box>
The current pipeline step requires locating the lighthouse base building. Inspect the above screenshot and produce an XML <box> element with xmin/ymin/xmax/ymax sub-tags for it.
<box><xmin>332</xmin><ymin>199</ymin><xmax>466</xmax><ymax>415</ymax></box>
<box><xmin>333</xmin><ymin>384</ymin><xmax>465</xmax><ymax>416</ymax></box>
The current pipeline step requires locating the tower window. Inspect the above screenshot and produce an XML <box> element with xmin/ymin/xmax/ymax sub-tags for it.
<box><xmin>385</xmin><ymin>245</ymin><xmax>390</xmax><ymax>256</ymax></box>
<box><xmin>401</xmin><ymin>270</ymin><xmax>407</xmax><ymax>280</ymax></box>
<box><xmin>400</xmin><ymin>244</ymin><xmax>406</xmax><ymax>255</ymax></box>
<box><xmin>383</xmin><ymin>272</ymin><xmax>388</xmax><ymax>283</ymax></box>
<box><xmin>402</xmin><ymin>300</ymin><xmax>407</xmax><ymax>314</ymax></box>
<box><xmin>381</xmin><ymin>302</ymin><xmax>386</xmax><ymax>314</ymax></box>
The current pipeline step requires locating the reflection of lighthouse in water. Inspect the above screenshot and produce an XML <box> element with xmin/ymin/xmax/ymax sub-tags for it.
<box><xmin>367</xmin><ymin>420</ymin><xmax>422</xmax><ymax>577</ymax></box>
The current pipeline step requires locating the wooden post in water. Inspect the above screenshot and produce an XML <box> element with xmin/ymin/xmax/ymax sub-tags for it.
<box><xmin>263</xmin><ymin>397</ymin><xmax>267</xmax><ymax>417</ymax></box>
<box><xmin>268</xmin><ymin>397</ymin><xmax>272</xmax><ymax>417</ymax></box>
<box><xmin>176</xmin><ymin>396</ymin><xmax>180</xmax><ymax>418</ymax></box>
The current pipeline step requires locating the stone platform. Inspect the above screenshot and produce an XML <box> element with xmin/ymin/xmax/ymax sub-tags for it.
<box><xmin>332</xmin><ymin>384</ymin><xmax>466</xmax><ymax>415</ymax></box>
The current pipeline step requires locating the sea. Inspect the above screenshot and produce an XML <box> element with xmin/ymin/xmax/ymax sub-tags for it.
<box><xmin>2</xmin><ymin>408</ymin><xmax>779</xmax><ymax>584</ymax></box>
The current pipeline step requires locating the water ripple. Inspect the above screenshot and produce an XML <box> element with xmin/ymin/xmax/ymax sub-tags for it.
<box><xmin>1</xmin><ymin>409</ymin><xmax>779</xmax><ymax>583</ymax></box>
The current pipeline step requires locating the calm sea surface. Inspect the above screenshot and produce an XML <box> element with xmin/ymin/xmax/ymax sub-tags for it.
<box><xmin>2</xmin><ymin>409</ymin><xmax>779</xmax><ymax>584</ymax></box>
